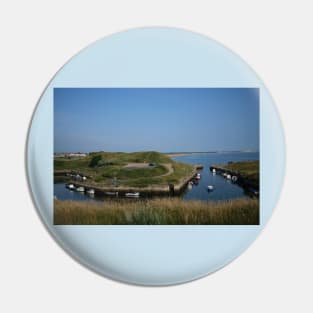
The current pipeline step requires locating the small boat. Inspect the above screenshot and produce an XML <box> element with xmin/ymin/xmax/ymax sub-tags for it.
<box><xmin>105</xmin><ymin>191</ymin><xmax>118</xmax><ymax>196</ymax></box>
<box><xmin>212</xmin><ymin>168</ymin><xmax>216</xmax><ymax>173</ymax></box>
<box><xmin>86</xmin><ymin>189</ymin><xmax>95</xmax><ymax>194</ymax></box>
<box><xmin>193</xmin><ymin>179</ymin><xmax>199</xmax><ymax>185</ymax></box>
<box><xmin>66</xmin><ymin>183</ymin><xmax>75</xmax><ymax>190</ymax></box>
<box><xmin>188</xmin><ymin>181</ymin><xmax>193</xmax><ymax>189</ymax></box>
<box><xmin>207</xmin><ymin>185</ymin><xmax>214</xmax><ymax>191</ymax></box>
<box><xmin>125</xmin><ymin>192</ymin><xmax>140</xmax><ymax>198</ymax></box>
<box><xmin>195</xmin><ymin>173</ymin><xmax>201</xmax><ymax>179</ymax></box>
<box><xmin>76</xmin><ymin>186</ymin><xmax>85</xmax><ymax>192</ymax></box>
<box><xmin>226</xmin><ymin>174</ymin><xmax>232</xmax><ymax>180</ymax></box>
<box><xmin>231</xmin><ymin>175</ymin><xmax>238</xmax><ymax>182</ymax></box>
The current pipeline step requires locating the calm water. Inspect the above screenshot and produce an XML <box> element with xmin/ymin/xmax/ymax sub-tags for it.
<box><xmin>54</xmin><ymin>183</ymin><xmax>98</xmax><ymax>201</ymax></box>
<box><xmin>173</xmin><ymin>152</ymin><xmax>259</xmax><ymax>201</ymax></box>
<box><xmin>54</xmin><ymin>152</ymin><xmax>259</xmax><ymax>202</ymax></box>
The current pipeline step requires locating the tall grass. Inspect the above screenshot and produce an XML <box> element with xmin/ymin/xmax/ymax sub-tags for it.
<box><xmin>54</xmin><ymin>197</ymin><xmax>259</xmax><ymax>225</ymax></box>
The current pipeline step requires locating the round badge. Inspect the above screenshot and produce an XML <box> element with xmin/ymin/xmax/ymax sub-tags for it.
<box><xmin>26</xmin><ymin>27</ymin><xmax>285</xmax><ymax>286</ymax></box>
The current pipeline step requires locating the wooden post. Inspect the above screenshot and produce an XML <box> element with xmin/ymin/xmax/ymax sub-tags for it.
<box><xmin>169</xmin><ymin>183</ymin><xmax>175</xmax><ymax>196</ymax></box>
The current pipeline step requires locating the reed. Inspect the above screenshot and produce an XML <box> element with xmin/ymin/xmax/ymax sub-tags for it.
<box><xmin>54</xmin><ymin>197</ymin><xmax>259</xmax><ymax>225</ymax></box>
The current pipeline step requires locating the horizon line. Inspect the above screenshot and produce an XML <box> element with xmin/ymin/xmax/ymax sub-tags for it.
<box><xmin>54</xmin><ymin>149</ymin><xmax>260</xmax><ymax>154</ymax></box>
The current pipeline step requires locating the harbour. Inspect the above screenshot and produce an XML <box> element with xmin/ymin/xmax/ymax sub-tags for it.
<box><xmin>54</xmin><ymin>152</ymin><xmax>259</xmax><ymax>202</ymax></box>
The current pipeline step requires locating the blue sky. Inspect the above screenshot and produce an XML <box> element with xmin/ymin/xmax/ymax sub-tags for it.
<box><xmin>54</xmin><ymin>88</ymin><xmax>259</xmax><ymax>153</ymax></box>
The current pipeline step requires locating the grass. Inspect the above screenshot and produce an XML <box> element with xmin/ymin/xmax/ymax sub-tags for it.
<box><xmin>54</xmin><ymin>197</ymin><xmax>259</xmax><ymax>225</ymax></box>
<box><xmin>117</xmin><ymin>164</ymin><xmax>167</xmax><ymax>179</ymax></box>
<box><xmin>54</xmin><ymin>151</ymin><xmax>194</xmax><ymax>187</ymax></box>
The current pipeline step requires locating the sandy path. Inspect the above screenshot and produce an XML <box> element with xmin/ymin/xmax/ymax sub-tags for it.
<box><xmin>124</xmin><ymin>163</ymin><xmax>151</xmax><ymax>169</ymax></box>
<box><xmin>157</xmin><ymin>163</ymin><xmax>174</xmax><ymax>177</ymax></box>
<box><xmin>124</xmin><ymin>163</ymin><xmax>174</xmax><ymax>177</ymax></box>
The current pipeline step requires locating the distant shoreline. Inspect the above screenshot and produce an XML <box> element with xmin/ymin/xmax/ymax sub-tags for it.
<box><xmin>166</xmin><ymin>152</ymin><xmax>211</xmax><ymax>157</ymax></box>
<box><xmin>166</xmin><ymin>151</ymin><xmax>259</xmax><ymax>157</ymax></box>
<box><xmin>54</xmin><ymin>150</ymin><xmax>259</xmax><ymax>156</ymax></box>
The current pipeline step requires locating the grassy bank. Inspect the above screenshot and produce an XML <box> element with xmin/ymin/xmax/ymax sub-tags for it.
<box><xmin>213</xmin><ymin>160</ymin><xmax>259</xmax><ymax>189</ymax></box>
<box><xmin>54</xmin><ymin>151</ymin><xmax>194</xmax><ymax>188</ymax></box>
<box><xmin>223</xmin><ymin>160</ymin><xmax>259</xmax><ymax>185</ymax></box>
<box><xmin>54</xmin><ymin>197</ymin><xmax>259</xmax><ymax>225</ymax></box>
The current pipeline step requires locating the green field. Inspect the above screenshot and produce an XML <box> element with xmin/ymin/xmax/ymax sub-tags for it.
<box><xmin>54</xmin><ymin>197</ymin><xmax>259</xmax><ymax>225</ymax></box>
<box><xmin>54</xmin><ymin>151</ymin><xmax>194</xmax><ymax>188</ymax></box>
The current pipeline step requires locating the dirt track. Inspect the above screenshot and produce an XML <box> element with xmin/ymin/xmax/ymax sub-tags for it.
<box><xmin>124</xmin><ymin>163</ymin><xmax>174</xmax><ymax>177</ymax></box>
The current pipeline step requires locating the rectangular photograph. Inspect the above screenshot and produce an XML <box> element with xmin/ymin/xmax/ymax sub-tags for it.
<box><xmin>54</xmin><ymin>88</ymin><xmax>260</xmax><ymax>225</ymax></box>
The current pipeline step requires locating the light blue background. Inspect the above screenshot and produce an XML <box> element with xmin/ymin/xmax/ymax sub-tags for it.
<box><xmin>27</xmin><ymin>27</ymin><xmax>285</xmax><ymax>286</ymax></box>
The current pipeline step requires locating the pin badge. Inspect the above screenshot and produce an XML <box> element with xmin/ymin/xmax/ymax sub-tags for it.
<box><xmin>27</xmin><ymin>28</ymin><xmax>285</xmax><ymax>285</ymax></box>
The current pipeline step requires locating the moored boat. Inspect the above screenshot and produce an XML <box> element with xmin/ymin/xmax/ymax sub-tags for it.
<box><xmin>188</xmin><ymin>181</ymin><xmax>193</xmax><ymax>189</ymax></box>
<box><xmin>105</xmin><ymin>191</ymin><xmax>119</xmax><ymax>196</ymax></box>
<box><xmin>76</xmin><ymin>186</ymin><xmax>85</xmax><ymax>192</ymax></box>
<box><xmin>207</xmin><ymin>185</ymin><xmax>214</xmax><ymax>191</ymax></box>
<box><xmin>125</xmin><ymin>192</ymin><xmax>140</xmax><ymax>198</ymax></box>
<box><xmin>86</xmin><ymin>188</ymin><xmax>95</xmax><ymax>194</ymax></box>
<box><xmin>66</xmin><ymin>183</ymin><xmax>75</xmax><ymax>190</ymax></box>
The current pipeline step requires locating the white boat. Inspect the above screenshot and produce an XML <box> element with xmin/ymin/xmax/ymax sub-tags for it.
<box><xmin>76</xmin><ymin>186</ymin><xmax>85</xmax><ymax>192</ymax></box>
<box><xmin>231</xmin><ymin>175</ymin><xmax>238</xmax><ymax>182</ymax></box>
<box><xmin>188</xmin><ymin>182</ymin><xmax>193</xmax><ymax>189</ymax></box>
<box><xmin>195</xmin><ymin>173</ymin><xmax>201</xmax><ymax>179</ymax></box>
<box><xmin>226</xmin><ymin>174</ymin><xmax>232</xmax><ymax>180</ymax></box>
<box><xmin>105</xmin><ymin>191</ymin><xmax>119</xmax><ymax>196</ymax></box>
<box><xmin>66</xmin><ymin>183</ymin><xmax>75</xmax><ymax>190</ymax></box>
<box><xmin>86</xmin><ymin>189</ymin><xmax>95</xmax><ymax>194</ymax></box>
<box><xmin>125</xmin><ymin>192</ymin><xmax>140</xmax><ymax>198</ymax></box>
<box><xmin>212</xmin><ymin>168</ymin><xmax>216</xmax><ymax>173</ymax></box>
<box><xmin>207</xmin><ymin>185</ymin><xmax>214</xmax><ymax>191</ymax></box>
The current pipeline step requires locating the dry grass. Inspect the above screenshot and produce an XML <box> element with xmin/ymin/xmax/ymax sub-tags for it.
<box><xmin>54</xmin><ymin>197</ymin><xmax>259</xmax><ymax>225</ymax></box>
